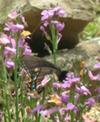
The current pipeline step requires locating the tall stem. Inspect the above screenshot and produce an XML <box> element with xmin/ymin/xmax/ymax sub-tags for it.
<box><xmin>50</xmin><ymin>25</ymin><xmax>58</xmax><ymax>65</ymax></box>
<box><xmin>0</xmin><ymin>47</ymin><xmax>11</xmax><ymax>122</ymax></box>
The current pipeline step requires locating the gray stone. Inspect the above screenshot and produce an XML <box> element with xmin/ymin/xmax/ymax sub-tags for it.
<box><xmin>0</xmin><ymin>0</ymin><xmax>98</xmax><ymax>50</ymax></box>
<box><xmin>44</xmin><ymin>37</ymin><xmax>100</xmax><ymax>71</ymax></box>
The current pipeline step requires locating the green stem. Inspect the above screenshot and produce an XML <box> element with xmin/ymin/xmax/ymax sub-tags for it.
<box><xmin>14</xmin><ymin>34</ymin><xmax>20</xmax><ymax>122</ymax></box>
<box><xmin>0</xmin><ymin>47</ymin><xmax>11</xmax><ymax>122</ymax></box>
<box><xmin>50</xmin><ymin>24</ymin><xmax>58</xmax><ymax>65</ymax></box>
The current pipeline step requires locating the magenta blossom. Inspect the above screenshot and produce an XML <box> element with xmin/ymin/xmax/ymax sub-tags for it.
<box><xmin>66</xmin><ymin>103</ymin><xmax>75</xmax><ymax>111</ymax></box>
<box><xmin>40</xmin><ymin>107</ymin><xmax>59</xmax><ymax>117</ymax></box>
<box><xmin>61</xmin><ymin>92</ymin><xmax>69</xmax><ymax>104</ymax></box>
<box><xmin>4</xmin><ymin>46</ymin><xmax>16</xmax><ymax>57</ymax></box>
<box><xmin>76</xmin><ymin>86</ymin><xmax>91</xmax><ymax>96</ymax></box>
<box><xmin>5</xmin><ymin>59</ymin><xmax>15</xmax><ymax>69</ymax></box>
<box><xmin>52</xmin><ymin>6</ymin><xmax>66</xmax><ymax>17</ymax></box>
<box><xmin>51</xmin><ymin>20</ymin><xmax>65</xmax><ymax>32</ymax></box>
<box><xmin>4</xmin><ymin>22</ymin><xmax>24</xmax><ymax>32</ymax></box>
<box><xmin>32</xmin><ymin>105</ymin><xmax>44</xmax><ymax>113</ymax></box>
<box><xmin>93</xmin><ymin>63</ymin><xmax>100</xmax><ymax>69</ymax></box>
<box><xmin>41</xmin><ymin>9</ymin><xmax>54</xmax><ymax>21</ymax></box>
<box><xmin>0</xmin><ymin>33</ymin><xmax>10</xmax><ymax>45</ymax></box>
<box><xmin>23</xmin><ymin>45</ymin><xmax>32</xmax><ymax>56</ymax></box>
<box><xmin>85</xmin><ymin>97</ymin><xmax>96</xmax><ymax>107</ymax></box>
<box><xmin>8</xmin><ymin>10</ymin><xmax>18</xmax><ymax>19</ymax></box>
<box><xmin>88</xmin><ymin>71</ymin><xmax>100</xmax><ymax>81</ymax></box>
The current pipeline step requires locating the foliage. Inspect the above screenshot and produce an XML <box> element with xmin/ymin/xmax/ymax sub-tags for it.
<box><xmin>81</xmin><ymin>16</ymin><xmax>100</xmax><ymax>40</ymax></box>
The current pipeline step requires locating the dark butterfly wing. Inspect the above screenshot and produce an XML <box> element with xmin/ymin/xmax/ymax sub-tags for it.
<box><xmin>21</xmin><ymin>55</ymin><xmax>61</xmax><ymax>93</ymax></box>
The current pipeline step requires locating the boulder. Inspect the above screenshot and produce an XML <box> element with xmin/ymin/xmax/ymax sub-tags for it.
<box><xmin>0</xmin><ymin>0</ymin><xmax>98</xmax><ymax>54</ymax></box>
<box><xmin>44</xmin><ymin>37</ymin><xmax>100</xmax><ymax>71</ymax></box>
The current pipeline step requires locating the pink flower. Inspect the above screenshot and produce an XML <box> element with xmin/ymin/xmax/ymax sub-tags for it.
<box><xmin>41</xmin><ymin>10</ymin><xmax>54</xmax><ymax>21</ymax></box>
<box><xmin>5</xmin><ymin>59</ymin><xmax>15</xmax><ymax>69</ymax></box>
<box><xmin>88</xmin><ymin>71</ymin><xmax>100</xmax><ymax>81</ymax></box>
<box><xmin>51</xmin><ymin>20</ymin><xmax>65</xmax><ymax>32</ymax></box>
<box><xmin>4</xmin><ymin>22</ymin><xmax>24</xmax><ymax>32</ymax></box>
<box><xmin>4</xmin><ymin>46</ymin><xmax>16</xmax><ymax>57</ymax></box>
<box><xmin>61</xmin><ymin>92</ymin><xmax>69</xmax><ymax>104</ymax></box>
<box><xmin>76</xmin><ymin>86</ymin><xmax>91</xmax><ymax>96</ymax></box>
<box><xmin>41</xmin><ymin>75</ymin><xmax>50</xmax><ymax>86</ymax></box>
<box><xmin>93</xmin><ymin>63</ymin><xmax>100</xmax><ymax>69</ymax></box>
<box><xmin>40</xmin><ymin>107</ymin><xmax>59</xmax><ymax>117</ymax></box>
<box><xmin>23</xmin><ymin>45</ymin><xmax>32</xmax><ymax>56</ymax></box>
<box><xmin>0</xmin><ymin>33</ymin><xmax>10</xmax><ymax>45</ymax></box>
<box><xmin>32</xmin><ymin>105</ymin><xmax>44</xmax><ymax>113</ymax></box>
<box><xmin>85</xmin><ymin>98</ymin><xmax>96</xmax><ymax>107</ymax></box>
<box><xmin>52</xmin><ymin>6</ymin><xmax>65</xmax><ymax>17</ymax></box>
<box><xmin>66</xmin><ymin>103</ymin><xmax>75</xmax><ymax>111</ymax></box>
<box><xmin>8</xmin><ymin>10</ymin><xmax>18</xmax><ymax>19</ymax></box>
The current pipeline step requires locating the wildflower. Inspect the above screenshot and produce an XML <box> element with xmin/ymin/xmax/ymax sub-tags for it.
<box><xmin>0</xmin><ymin>33</ymin><xmax>10</xmax><ymax>45</ymax></box>
<box><xmin>95</xmin><ymin>87</ymin><xmax>100</xmax><ymax>93</ymax></box>
<box><xmin>48</xmin><ymin>94</ymin><xmax>62</xmax><ymax>105</ymax></box>
<box><xmin>76</xmin><ymin>86</ymin><xmax>91</xmax><ymax>96</ymax></box>
<box><xmin>62</xmin><ymin>72</ymin><xmax>80</xmax><ymax>88</ymax></box>
<box><xmin>21</xmin><ymin>30</ymin><xmax>31</xmax><ymax>38</ymax></box>
<box><xmin>53</xmin><ymin>82</ymin><xmax>62</xmax><ymax>89</ymax></box>
<box><xmin>52</xmin><ymin>6</ymin><xmax>65</xmax><ymax>17</ymax></box>
<box><xmin>41</xmin><ymin>9</ymin><xmax>54</xmax><ymax>21</ymax></box>
<box><xmin>85</xmin><ymin>97</ymin><xmax>96</xmax><ymax>107</ymax></box>
<box><xmin>32</xmin><ymin>105</ymin><xmax>44</xmax><ymax>113</ymax></box>
<box><xmin>4</xmin><ymin>46</ymin><xmax>16</xmax><ymax>57</ymax></box>
<box><xmin>62</xmin><ymin>103</ymin><xmax>75</xmax><ymax>112</ymax></box>
<box><xmin>23</xmin><ymin>45</ymin><xmax>32</xmax><ymax>56</ymax></box>
<box><xmin>61</xmin><ymin>92</ymin><xmax>69</xmax><ymax>104</ymax></box>
<box><xmin>66</xmin><ymin>103</ymin><xmax>75</xmax><ymax>111</ymax></box>
<box><xmin>40</xmin><ymin>107</ymin><xmax>59</xmax><ymax>117</ymax></box>
<box><xmin>88</xmin><ymin>71</ymin><xmax>100</xmax><ymax>81</ymax></box>
<box><xmin>93</xmin><ymin>63</ymin><xmax>100</xmax><ymax>69</ymax></box>
<box><xmin>8</xmin><ymin>10</ymin><xmax>18</xmax><ymax>19</ymax></box>
<box><xmin>41</xmin><ymin>75</ymin><xmax>50</xmax><ymax>86</ymax></box>
<box><xmin>4</xmin><ymin>22</ymin><xmax>24</xmax><ymax>32</ymax></box>
<box><xmin>51</xmin><ymin>20</ymin><xmax>65</xmax><ymax>32</ymax></box>
<box><xmin>5</xmin><ymin>59</ymin><xmax>15</xmax><ymax>69</ymax></box>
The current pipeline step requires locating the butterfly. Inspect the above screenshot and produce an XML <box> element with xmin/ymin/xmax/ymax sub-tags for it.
<box><xmin>20</xmin><ymin>55</ymin><xmax>62</xmax><ymax>93</ymax></box>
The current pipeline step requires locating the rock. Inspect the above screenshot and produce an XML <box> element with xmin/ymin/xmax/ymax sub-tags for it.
<box><xmin>0</xmin><ymin>0</ymin><xmax>98</xmax><ymax>54</ymax></box>
<box><xmin>44</xmin><ymin>37</ymin><xmax>100</xmax><ymax>71</ymax></box>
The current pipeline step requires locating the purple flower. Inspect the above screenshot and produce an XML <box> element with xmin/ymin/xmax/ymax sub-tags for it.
<box><xmin>0</xmin><ymin>33</ymin><xmax>10</xmax><ymax>45</ymax></box>
<box><xmin>5</xmin><ymin>59</ymin><xmax>15</xmax><ymax>69</ymax></box>
<box><xmin>76</xmin><ymin>86</ymin><xmax>91</xmax><ymax>96</ymax></box>
<box><xmin>53</xmin><ymin>82</ymin><xmax>62</xmax><ymax>89</ymax></box>
<box><xmin>52</xmin><ymin>6</ymin><xmax>65</xmax><ymax>17</ymax></box>
<box><xmin>62</xmin><ymin>72</ymin><xmax>80</xmax><ymax>88</ymax></box>
<box><xmin>8</xmin><ymin>10</ymin><xmax>18</xmax><ymax>19</ymax></box>
<box><xmin>4</xmin><ymin>46</ymin><xmax>16</xmax><ymax>57</ymax></box>
<box><xmin>32</xmin><ymin>105</ymin><xmax>44</xmax><ymax>113</ymax></box>
<box><xmin>40</xmin><ymin>107</ymin><xmax>59</xmax><ymax>117</ymax></box>
<box><xmin>41</xmin><ymin>10</ymin><xmax>54</xmax><ymax>21</ymax></box>
<box><xmin>66</xmin><ymin>103</ymin><xmax>75</xmax><ymax>111</ymax></box>
<box><xmin>95</xmin><ymin>87</ymin><xmax>100</xmax><ymax>93</ymax></box>
<box><xmin>62</xmin><ymin>81</ymin><xmax>72</xmax><ymax>88</ymax></box>
<box><xmin>85</xmin><ymin>98</ymin><xmax>96</xmax><ymax>107</ymax></box>
<box><xmin>88</xmin><ymin>71</ymin><xmax>100</xmax><ymax>81</ymax></box>
<box><xmin>23</xmin><ymin>45</ymin><xmax>32</xmax><ymax>56</ymax></box>
<box><xmin>51</xmin><ymin>20</ymin><xmax>65</xmax><ymax>32</ymax></box>
<box><xmin>61</xmin><ymin>92</ymin><xmax>69</xmax><ymax>104</ymax></box>
<box><xmin>41</xmin><ymin>75</ymin><xmax>50</xmax><ymax>86</ymax></box>
<box><xmin>4</xmin><ymin>22</ymin><xmax>24</xmax><ymax>32</ymax></box>
<box><xmin>93</xmin><ymin>63</ymin><xmax>100</xmax><ymax>69</ymax></box>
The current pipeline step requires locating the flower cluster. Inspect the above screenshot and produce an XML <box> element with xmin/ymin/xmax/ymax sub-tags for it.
<box><xmin>0</xmin><ymin>11</ymin><xmax>32</xmax><ymax>69</ymax></box>
<box><xmin>40</xmin><ymin>6</ymin><xmax>65</xmax><ymax>42</ymax></box>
